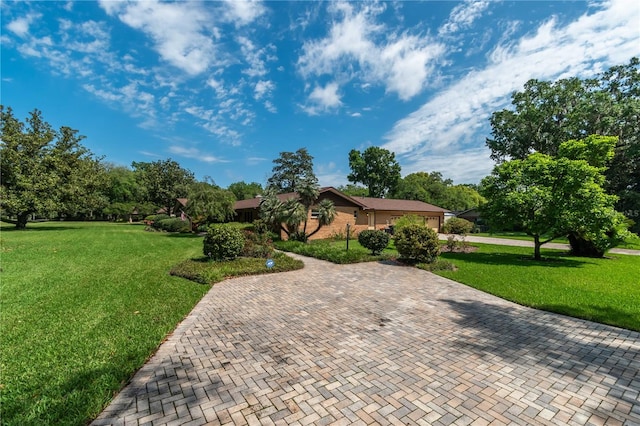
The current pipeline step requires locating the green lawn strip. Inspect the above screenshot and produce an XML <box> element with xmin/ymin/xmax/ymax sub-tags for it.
<box><xmin>471</xmin><ymin>231</ymin><xmax>640</xmax><ymax>250</ymax></box>
<box><xmin>471</xmin><ymin>232</ymin><xmax>570</xmax><ymax>244</ymax></box>
<box><xmin>435</xmin><ymin>244</ymin><xmax>640</xmax><ymax>332</ymax></box>
<box><xmin>170</xmin><ymin>252</ymin><xmax>303</xmax><ymax>284</ymax></box>
<box><xmin>274</xmin><ymin>239</ymin><xmax>396</xmax><ymax>264</ymax></box>
<box><xmin>1</xmin><ymin>222</ymin><xmax>209</xmax><ymax>425</ymax></box>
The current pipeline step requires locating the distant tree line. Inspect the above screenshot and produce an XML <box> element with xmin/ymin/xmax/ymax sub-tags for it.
<box><xmin>3</xmin><ymin>57</ymin><xmax>637</xmax><ymax>255</ymax></box>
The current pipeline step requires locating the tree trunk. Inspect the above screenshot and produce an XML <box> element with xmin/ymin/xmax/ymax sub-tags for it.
<box><xmin>16</xmin><ymin>212</ymin><xmax>29</xmax><ymax>229</ymax></box>
<box><xmin>568</xmin><ymin>232</ymin><xmax>605</xmax><ymax>258</ymax></box>
<box><xmin>533</xmin><ymin>235</ymin><xmax>542</xmax><ymax>260</ymax></box>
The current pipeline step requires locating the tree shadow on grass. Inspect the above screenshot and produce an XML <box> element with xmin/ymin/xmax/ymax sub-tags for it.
<box><xmin>440</xmin><ymin>298</ymin><xmax>640</xmax><ymax>421</ymax></box>
<box><xmin>537</xmin><ymin>303</ymin><xmax>640</xmax><ymax>334</ymax></box>
<box><xmin>0</xmin><ymin>225</ymin><xmax>81</xmax><ymax>232</ymax></box>
<box><xmin>164</xmin><ymin>232</ymin><xmax>203</xmax><ymax>239</ymax></box>
<box><xmin>442</xmin><ymin>251</ymin><xmax>593</xmax><ymax>268</ymax></box>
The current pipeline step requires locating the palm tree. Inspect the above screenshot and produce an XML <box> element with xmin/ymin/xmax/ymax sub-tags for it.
<box><xmin>260</xmin><ymin>181</ymin><xmax>336</xmax><ymax>242</ymax></box>
<box><xmin>307</xmin><ymin>198</ymin><xmax>337</xmax><ymax>239</ymax></box>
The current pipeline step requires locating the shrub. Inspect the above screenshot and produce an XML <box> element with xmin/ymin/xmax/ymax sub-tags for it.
<box><xmin>443</xmin><ymin>217</ymin><xmax>473</xmax><ymax>235</ymax></box>
<box><xmin>417</xmin><ymin>259</ymin><xmax>457</xmax><ymax>272</ymax></box>
<box><xmin>358</xmin><ymin>229</ymin><xmax>390</xmax><ymax>255</ymax></box>
<box><xmin>242</xmin><ymin>230</ymin><xmax>274</xmax><ymax>258</ymax></box>
<box><xmin>144</xmin><ymin>214</ymin><xmax>170</xmax><ymax>227</ymax></box>
<box><xmin>394</xmin><ymin>224</ymin><xmax>440</xmax><ymax>264</ymax></box>
<box><xmin>155</xmin><ymin>218</ymin><xmax>190</xmax><ymax>233</ymax></box>
<box><xmin>203</xmin><ymin>224</ymin><xmax>245</xmax><ymax>260</ymax></box>
<box><xmin>445</xmin><ymin>235</ymin><xmax>459</xmax><ymax>252</ymax></box>
<box><xmin>394</xmin><ymin>214</ymin><xmax>425</xmax><ymax>232</ymax></box>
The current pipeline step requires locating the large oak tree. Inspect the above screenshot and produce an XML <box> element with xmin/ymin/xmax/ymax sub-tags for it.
<box><xmin>131</xmin><ymin>159</ymin><xmax>195</xmax><ymax>216</ymax></box>
<box><xmin>1</xmin><ymin>106</ymin><xmax>106</xmax><ymax>228</ymax></box>
<box><xmin>348</xmin><ymin>147</ymin><xmax>401</xmax><ymax>198</ymax></box>
<box><xmin>486</xmin><ymin>57</ymin><xmax>640</xmax><ymax>233</ymax></box>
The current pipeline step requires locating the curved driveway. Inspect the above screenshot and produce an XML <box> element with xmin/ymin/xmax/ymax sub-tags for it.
<box><xmin>93</xmin><ymin>254</ymin><xmax>640</xmax><ymax>425</ymax></box>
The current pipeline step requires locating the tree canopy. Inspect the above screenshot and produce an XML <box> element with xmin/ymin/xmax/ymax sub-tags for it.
<box><xmin>267</xmin><ymin>148</ymin><xmax>316</xmax><ymax>193</ymax></box>
<box><xmin>228</xmin><ymin>181</ymin><xmax>263</xmax><ymax>200</ymax></box>
<box><xmin>132</xmin><ymin>159</ymin><xmax>195</xmax><ymax>216</ymax></box>
<box><xmin>348</xmin><ymin>146</ymin><xmax>401</xmax><ymax>198</ymax></box>
<box><xmin>336</xmin><ymin>184</ymin><xmax>369</xmax><ymax>197</ymax></box>
<box><xmin>481</xmin><ymin>135</ymin><xmax>628</xmax><ymax>260</ymax></box>
<box><xmin>392</xmin><ymin>171</ymin><xmax>485</xmax><ymax>211</ymax></box>
<box><xmin>0</xmin><ymin>106</ymin><xmax>106</xmax><ymax>228</ymax></box>
<box><xmin>185</xmin><ymin>182</ymin><xmax>236</xmax><ymax>230</ymax></box>
<box><xmin>486</xmin><ymin>57</ymin><xmax>640</xmax><ymax>232</ymax></box>
<box><xmin>262</xmin><ymin>154</ymin><xmax>335</xmax><ymax>241</ymax></box>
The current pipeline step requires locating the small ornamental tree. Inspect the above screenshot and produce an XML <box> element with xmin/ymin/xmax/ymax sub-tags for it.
<box><xmin>443</xmin><ymin>217</ymin><xmax>473</xmax><ymax>235</ymax></box>
<box><xmin>203</xmin><ymin>224</ymin><xmax>244</xmax><ymax>261</ymax></box>
<box><xmin>358</xmin><ymin>230</ymin><xmax>390</xmax><ymax>255</ymax></box>
<box><xmin>395</xmin><ymin>224</ymin><xmax>440</xmax><ymax>264</ymax></box>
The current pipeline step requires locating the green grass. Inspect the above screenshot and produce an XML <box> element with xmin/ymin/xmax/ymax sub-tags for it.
<box><xmin>471</xmin><ymin>232</ymin><xmax>570</xmax><ymax>244</ymax></box>
<box><xmin>618</xmin><ymin>233</ymin><xmax>640</xmax><ymax>250</ymax></box>
<box><xmin>471</xmin><ymin>231</ymin><xmax>640</xmax><ymax>250</ymax></box>
<box><xmin>0</xmin><ymin>221</ymin><xmax>300</xmax><ymax>426</ymax></box>
<box><xmin>274</xmin><ymin>238</ymin><xmax>396</xmax><ymax>264</ymax></box>
<box><xmin>170</xmin><ymin>252</ymin><xmax>303</xmax><ymax>284</ymax></box>
<box><xmin>436</xmin><ymin>244</ymin><xmax>640</xmax><ymax>331</ymax></box>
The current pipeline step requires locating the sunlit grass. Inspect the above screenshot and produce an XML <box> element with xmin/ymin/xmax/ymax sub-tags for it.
<box><xmin>0</xmin><ymin>221</ymin><xmax>283</xmax><ymax>425</ymax></box>
<box><xmin>437</xmin><ymin>244</ymin><xmax>640</xmax><ymax>331</ymax></box>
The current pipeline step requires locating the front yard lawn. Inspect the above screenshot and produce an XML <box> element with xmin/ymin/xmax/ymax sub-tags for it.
<box><xmin>0</xmin><ymin>221</ymin><xmax>301</xmax><ymax>426</ymax></box>
<box><xmin>437</xmin><ymin>244</ymin><xmax>640</xmax><ymax>332</ymax></box>
<box><xmin>274</xmin><ymin>238</ymin><xmax>396</xmax><ymax>264</ymax></box>
<box><xmin>276</xmin><ymin>237</ymin><xmax>639</xmax><ymax>332</ymax></box>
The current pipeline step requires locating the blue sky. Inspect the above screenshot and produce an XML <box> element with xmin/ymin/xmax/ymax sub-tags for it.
<box><xmin>2</xmin><ymin>1</ymin><xmax>639</xmax><ymax>189</ymax></box>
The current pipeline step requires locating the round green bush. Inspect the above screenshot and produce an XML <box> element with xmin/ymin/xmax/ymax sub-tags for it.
<box><xmin>394</xmin><ymin>224</ymin><xmax>440</xmax><ymax>264</ymax></box>
<box><xmin>156</xmin><ymin>218</ymin><xmax>190</xmax><ymax>233</ymax></box>
<box><xmin>443</xmin><ymin>217</ymin><xmax>473</xmax><ymax>235</ymax></box>
<box><xmin>358</xmin><ymin>229</ymin><xmax>390</xmax><ymax>255</ymax></box>
<box><xmin>203</xmin><ymin>224</ymin><xmax>245</xmax><ymax>260</ymax></box>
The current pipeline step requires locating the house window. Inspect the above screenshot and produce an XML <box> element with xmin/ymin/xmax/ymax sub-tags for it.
<box><xmin>354</xmin><ymin>210</ymin><xmax>358</xmax><ymax>219</ymax></box>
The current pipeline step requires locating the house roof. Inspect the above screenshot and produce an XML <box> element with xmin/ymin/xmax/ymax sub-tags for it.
<box><xmin>351</xmin><ymin>196</ymin><xmax>448</xmax><ymax>213</ymax></box>
<box><xmin>234</xmin><ymin>187</ymin><xmax>448</xmax><ymax>213</ymax></box>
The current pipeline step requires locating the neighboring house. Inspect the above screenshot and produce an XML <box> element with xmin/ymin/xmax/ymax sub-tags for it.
<box><xmin>456</xmin><ymin>208</ymin><xmax>481</xmax><ymax>224</ymax></box>
<box><xmin>234</xmin><ymin>187</ymin><xmax>448</xmax><ymax>240</ymax></box>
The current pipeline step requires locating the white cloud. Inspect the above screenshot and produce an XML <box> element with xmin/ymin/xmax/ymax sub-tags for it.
<box><xmin>297</xmin><ymin>2</ymin><xmax>445</xmax><ymax>103</ymax></box>
<box><xmin>439</xmin><ymin>1</ymin><xmax>490</xmax><ymax>36</ymax></box>
<box><xmin>245</xmin><ymin>157</ymin><xmax>268</xmax><ymax>166</ymax></box>
<box><xmin>83</xmin><ymin>82</ymin><xmax>158</xmax><ymax>126</ymax></box>
<box><xmin>7</xmin><ymin>13</ymin><xmax>40</xmax><ymax>37</ymax></box>
<box><xmin>401</xmin><ymin>147</ymin><xmax>495</xmax><ymax>185</ymax></box>
<box><xmin>184</xmin><ymin>106</ymin><xmax>243</xmax><ymax>146</ymax></box>
<box><xmin>99</xmin><ymin>0</ymin><xmax>222</xmax><ymax>75</ymax></box>
<box><xmin>254</xmin><ymin>80</ymin><xmax>274</xmax><ymax>100</ymax></box>
<box><xmin>351</xmin><ymin>112</ymin><xmax>362</xmax><ymax>117</ymax></box>
<box><xmin>383</xmin><ymin>0</ymin><xmax>640</xmax><ymax>181</ymax></box>
<box><xmin>263</xmin><ymin>100</ymin><xmax>277</xmax><ymax>113</ymax></box>
<box><xmin>303</xmin><ymin>82</ymin><xmax>342</xmax><ymax>115</ymax></box>
<box><xmin>237</xmin><ymin>36</ymin><xmax>277</xmax><ymax>78</ymax></box>
<box><xmin>168</xmin><ymin>146</ymin><xmax>228</xmax><ymax>163</ymax></box>
<box><xmin>222</xmin><ymin>0</ymin><xmax>266</xmax><ymax>27</ymax></box>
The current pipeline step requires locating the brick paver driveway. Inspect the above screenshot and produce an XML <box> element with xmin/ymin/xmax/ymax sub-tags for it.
<box><xmin>93</xmin><ymin>254</ymin><xmax>640</xmax><ymax>425</ymax></box>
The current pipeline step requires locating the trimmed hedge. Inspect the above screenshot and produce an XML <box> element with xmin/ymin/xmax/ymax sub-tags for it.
<box><xmin>443</xmin><ymin>217</ymin><xmax>473</xmax><ymax>235</ymax></box>
<box><xmin>203</xmin><ymin>224</ymin><xmax>245</xmax><ymax>260</ymax></box>
<box><xmin>395</xmin><ymin>224</ymin><xmax>440</xmax><ymax>264</ymax></box>
<box><xmin>155</xmin><ymin>218</ymin><xmax>190</xmax><ymax>233</ymax></box>
<box><xmin>358</xmin><ymin>229</ymin><xmax>390</xmax><ymax>255</ymax></box>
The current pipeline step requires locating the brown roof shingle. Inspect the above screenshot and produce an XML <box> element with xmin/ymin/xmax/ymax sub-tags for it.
<box><xmin>233</xmin><ymin>187</ymin><xmax>448</xmax><ymax>213</ymax></box>
<box><xmin>352</xmin><ymin>197</ymin><xmax>448</xmax><ymax>212</ymax></box>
